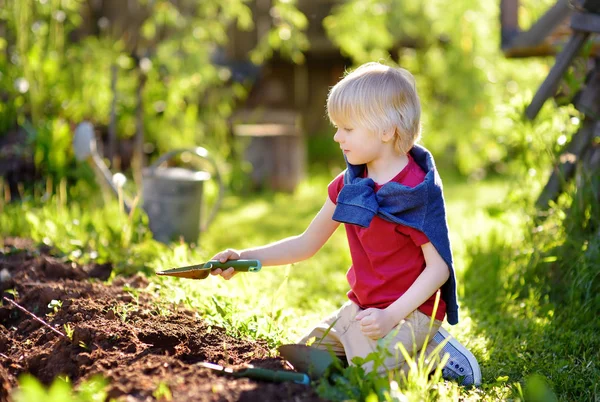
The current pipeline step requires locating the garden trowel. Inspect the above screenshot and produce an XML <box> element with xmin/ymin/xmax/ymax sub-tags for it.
<box><xmin>197</xmin><ymin>362</ymin><xmax>310</xmax><ymax>384</ymax></box>
<box><xmin>278</xmin><ymin>344</ymin><xmax>344</xmax><ymax>380</ymax></box>
<box><xmin>156</xmin><ymin>259</ymin><xmax>261</xmax><ymax>280</ymax></box>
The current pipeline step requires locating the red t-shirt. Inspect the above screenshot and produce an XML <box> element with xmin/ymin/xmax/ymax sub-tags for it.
<box><xmin>328</xmin><ymin>154</ymin><xmax>446</xmax><ymax>321</ymax></box>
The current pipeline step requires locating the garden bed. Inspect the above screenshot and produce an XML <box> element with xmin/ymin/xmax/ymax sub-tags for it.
<box><xmin>0</xmin><ymin>238</ymin><xmax>323</xmax><ymax>401</ymax></box>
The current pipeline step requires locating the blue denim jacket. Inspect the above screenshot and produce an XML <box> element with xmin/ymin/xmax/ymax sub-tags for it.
<box><xmin>332</xmin><ymin>144</ymin><xmax>459</xmax><ymax>325</ymax></box>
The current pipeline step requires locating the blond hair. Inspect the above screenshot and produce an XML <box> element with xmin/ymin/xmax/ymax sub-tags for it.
<box><xmin>327</xmin><ymin>62</ymin><xmax>421</xmax><ymax>154</ymax></box>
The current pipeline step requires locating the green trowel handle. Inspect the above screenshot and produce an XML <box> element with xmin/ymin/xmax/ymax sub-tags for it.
<box><xmin>204</xmin><ymin>259</ymin><xmax>262</xmax><ymax>272</ymax></box>
<box><xmin>238</xmin><ymin>368</ymin><xmax>310</xmax><ymax>385</ymax></box>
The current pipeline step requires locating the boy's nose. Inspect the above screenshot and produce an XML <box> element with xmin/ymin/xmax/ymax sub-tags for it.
<box><xmin>333</xmin><ymin>129</ymin><xmax>343</xmax><ymax>143</ymax></box>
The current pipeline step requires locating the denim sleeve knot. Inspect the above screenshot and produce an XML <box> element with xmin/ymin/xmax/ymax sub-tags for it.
<box><xmin>332</xmin><ymin>180</ymin><xmax>379</xmax><ymax>228</ymax></box>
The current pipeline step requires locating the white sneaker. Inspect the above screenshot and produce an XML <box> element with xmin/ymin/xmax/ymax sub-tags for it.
<box><xmin>433</xmin><ymin>327</ymin><xmax>482</xmax><ymax>386</ymax></box>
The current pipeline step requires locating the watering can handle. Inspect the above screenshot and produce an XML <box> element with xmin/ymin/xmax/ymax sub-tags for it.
<box><xmin>149</xmin><ymin>147</ymin><xmax>224</xmax><ymax>232</ymax></box>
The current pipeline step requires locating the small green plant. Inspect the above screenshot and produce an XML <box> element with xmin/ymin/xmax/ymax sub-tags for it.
<box><xmin>111</xmin><ymin>303</ymin><xmax>137</xmax><ymax>323</ymax></box>
<box><xmin>122</xmin><ymin>284</ymin><xmax>142</xmax><ymax>304</ymax></box>
<box><xmin>48</xmin><ymin>299</ymin><xmax>63</xmax><ymax>314</ymax></box>
<box><xmin>150</xmin><ymin>301</ymin><xmax>172</xmax><ymax>318</ymax></box>
<box><xmin>4</xmin><ymin>289</ymin><xmax>19</xmax><ymax>298</ymax></box>
<box><xmin>63</xmin><ymin>323</ymin><xmax>74</xmax><ymax>341</ymax></box>
<box><xmin>265</xmin><ymin>265</ymin><xmax>291</xmax><ymax>338</ymax></box>
<box><xmin>152</xmin><ymin>381</ymin><xmax>173</xmax><ymax>401</ymax></box>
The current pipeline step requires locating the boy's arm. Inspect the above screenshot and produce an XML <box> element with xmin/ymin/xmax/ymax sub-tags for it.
<box><xmin>356</xmin><ymin>242</ymin><xmax>450</xmax><ymax>339</ymax></box>
<box><xmin>385</xmin><ymin>242</ymin><xmax>450</xmax><ymax>321</ymax></box>
<box><xmin>211</xmin><ymin>197</ymin><xmax>340</xmax><ymax>278</ymax></box>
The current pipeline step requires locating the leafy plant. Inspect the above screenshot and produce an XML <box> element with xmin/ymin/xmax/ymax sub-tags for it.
<box><xmin>249</xmin><ymin>0</ymin><xmax>309</xmax><ymax>65</ymax></box>
<box><xmin>315</xmin><ymin>328</ymin><xmax>455</xmax><ymax>401</ymax></box>
<box><xmin>111</xmin><ymin>303</ymin><xmax>138</xmax><ymax>323</ymax></box>
<box><xmin>13</xmin><ymin>374</ymin><xmax>107</xmax><ymax>402</ymax></box>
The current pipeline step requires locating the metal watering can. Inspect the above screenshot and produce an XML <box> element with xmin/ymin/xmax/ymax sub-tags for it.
<box><xmin>73</xmin><ymin>122</ymin><xmax>224</xmax><ymax>244</ymax></box>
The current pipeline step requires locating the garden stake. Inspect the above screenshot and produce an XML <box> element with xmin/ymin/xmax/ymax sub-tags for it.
<box><xmin>156</xmin><ymin>259</ymin><xmax>261</xmax><ymax>280</ymax></box>
<box><xmin>2</xmin><ymin>297</ymin><xmax>66</xmax><ymax>338</ymax></box>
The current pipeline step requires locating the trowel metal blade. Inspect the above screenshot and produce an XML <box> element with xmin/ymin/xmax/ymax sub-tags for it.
<box><xmin>156</xmin><ymin>264</ymin><xmax>212</xmax><ymax>280</ymax></box>
<box><xmin>277</xmin><ymin>344</ymin><xmax>338</xmax><ymax>380</ymax></box>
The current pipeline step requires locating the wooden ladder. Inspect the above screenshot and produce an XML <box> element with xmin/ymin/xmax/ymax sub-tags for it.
<box><xmin>521</xmin><ymin>6</ymin><xmax>600</xmax><ymax>211</ymax></box>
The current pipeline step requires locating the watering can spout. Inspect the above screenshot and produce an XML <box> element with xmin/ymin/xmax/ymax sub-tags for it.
<box><xmin>73</xmin><ymin>122</ymin><xmax>133</xmax><ymax>213</ymax></box>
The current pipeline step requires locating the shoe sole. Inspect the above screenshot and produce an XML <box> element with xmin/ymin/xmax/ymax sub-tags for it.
<box><xmin>436</xmin><ymin>327</ymin><xmax>482</xmax><ymax>386</ymax></box>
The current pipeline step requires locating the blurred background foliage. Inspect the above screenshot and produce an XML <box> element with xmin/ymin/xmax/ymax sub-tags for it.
<box><xmin>324</xmin><ymin>0</ymin><xmax>577</xmax><ymax>177</ymax></box>
<box><xmin>0</xmin><ymin>0</ymin><xmax>573</xmax><ymax>185</ymax></box>
<box><xmin>0</xmin><ymin>0</ymin><xmax>309</xmax><ymax>186</ymax></box>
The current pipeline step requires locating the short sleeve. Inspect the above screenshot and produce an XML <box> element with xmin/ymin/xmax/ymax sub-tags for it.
<box><xmin>327</xmin><ymin>172</ymin><xmax>345</xmax><ymax>204</ymax></box>
<box><xmin>396</xmin><ymin>225</ymin><xmax>430</xmax><ymax>246</ymax></box>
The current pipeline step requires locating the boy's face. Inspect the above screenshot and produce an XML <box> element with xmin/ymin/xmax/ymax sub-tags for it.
<box><xmin>333</xmin><ymin>123</ymin><xmax>387</xmax><ymax>166</ymax></box>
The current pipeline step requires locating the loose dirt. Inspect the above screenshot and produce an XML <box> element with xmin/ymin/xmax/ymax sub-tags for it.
<box><xmin>0</xmin><ymin>238</ymin><xmax>325</xmax><ymax>401</ymax></box>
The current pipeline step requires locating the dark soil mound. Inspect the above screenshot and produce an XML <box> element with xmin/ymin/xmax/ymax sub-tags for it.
<box><xmin>0</xmin><ymin>238</ymin><xmax>324</xmax><ymax>401</ymax></box>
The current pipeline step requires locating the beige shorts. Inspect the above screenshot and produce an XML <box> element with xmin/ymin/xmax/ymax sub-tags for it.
<box><xmin>297</xmin><ymin>300</ymin><xmax>442</xmax><ymax>374</ymax></box>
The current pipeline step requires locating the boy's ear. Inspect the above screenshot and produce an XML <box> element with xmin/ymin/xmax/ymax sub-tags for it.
<box><xmin>381</xmin><ymin>127</ymin><xmax>395</xmax><ymax>142</ymax></box>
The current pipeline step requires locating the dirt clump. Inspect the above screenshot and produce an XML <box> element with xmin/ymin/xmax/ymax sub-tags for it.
<box><xmin>0</xmin><ymin>238</ymin><xmax>324</xmax><ymax>401</ymax></box>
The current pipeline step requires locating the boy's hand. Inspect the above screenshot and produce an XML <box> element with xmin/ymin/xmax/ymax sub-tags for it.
<box><xmin>210</xmin><ymin>249</ymin><xmax>241</xmax><ymax>280</ymax></box>
<box><xmin>355</xmin><ymin>308</ymin><xmax>397</xmax><ymax>340</ymax></box>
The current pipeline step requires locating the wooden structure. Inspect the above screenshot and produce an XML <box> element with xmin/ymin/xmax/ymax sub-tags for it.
<box><xmin>232</xmin><ymin>109</ymin><xmax>305</xmax><ymax>192</ymax></box>
<box><xmin>501</xmin><ymin>0</ymin><xmax>573</xmax><ymax>58</ymax></box>
<box><xmin>501</xmin><ymin>0</ymin><xmax>600</xmax><ymax>211</ymax></box>
<box><xmin>501</xmin><ymin>0</ymin><xmax>600</xmax><ymax>58</ymax></box>
<box><xmin>224</xmin><ymin>0</ymin><xmax>348</xmax><ymax>192</ymax></box>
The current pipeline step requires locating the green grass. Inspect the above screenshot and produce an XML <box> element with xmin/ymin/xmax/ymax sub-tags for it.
<box><xmin>1</xmin><ymin>170</ymin><xmax>599</xmax><ymax>401</ymax></box>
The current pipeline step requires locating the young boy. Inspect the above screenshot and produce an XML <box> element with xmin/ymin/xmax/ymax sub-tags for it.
<box><xmin>211</xmin><ymin>62</ymin><xmax>481</xmax><ymax>386</ymax></box>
